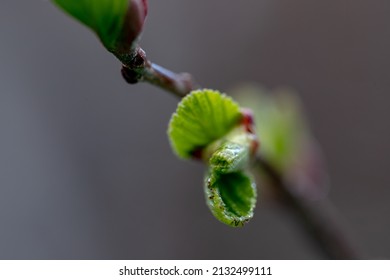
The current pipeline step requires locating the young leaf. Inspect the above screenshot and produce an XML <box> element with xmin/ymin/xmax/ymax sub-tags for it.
<box><xmin>205</xmin><ymin>171</ymin><xmax>257</xmax><ymax>227</ymax></box>
<box><xmin>169</xmin><ymin>89</ymin><xmax>259</xmax><ymax>226</ymax></box>
<box><xmin>209</xmin><ymin>141</ymin><xmax>250</xmax><ymax>174</ymax></box>
<box><xmin>52</xmin><ymin>0</ymin><xmax>129</xmax><ymax>50</ymax></box>
<box><xmin>168</xmin><ymin>89</ymin><xmax>241</xmax><ymax>159</ymax></box>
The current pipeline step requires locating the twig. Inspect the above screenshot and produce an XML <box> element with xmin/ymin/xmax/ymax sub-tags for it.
<box><xmin>255</xmin><ymin>156</ymin><xmax>358</xmax><ymax>259</ymax></box>
<box><xmin>119</xmin><ymin>46</ymin><xmax>359</xmax><ymax>259</ymax></box>
<box><xmin>119</xmin><ymin>46</ymin><xmax>195</xmax><ymax>98</ymax></box>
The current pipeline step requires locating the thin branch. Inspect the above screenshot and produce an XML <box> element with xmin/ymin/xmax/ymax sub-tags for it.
<box><xmin>120</xmin><ymin>46</ymin><xmax>195</xmax><ymax>98</ymax></box>
<box><xmin>255</xmin><ymin>156</ymin><xmax>358</xmax><ymax>259</ymax></box>
<box><xmin>118</xmin><ymin>45</ymin><xmax>359</xmax><ymax>259</ymax></box>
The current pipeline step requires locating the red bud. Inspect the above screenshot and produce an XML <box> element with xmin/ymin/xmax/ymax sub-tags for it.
<box><xmin>116</xmin><ymin>0</ymin><xmax>148</xmax><ymax>52</ymax></box>
<box><xmin>240</xmin><ymin>108</ymin><xmax>255</xmax><ymax>133</ymax></box>
<box><xmin>240</xmin><ymin>108</ymin><xmax>260</xmax><ymax>157</ymax></box>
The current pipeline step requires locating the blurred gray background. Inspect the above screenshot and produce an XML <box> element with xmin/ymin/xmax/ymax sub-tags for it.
<box><xmin>1</xmin><ymin>0</ymin><xmax>389</xmax><ymax>259</ymax></box>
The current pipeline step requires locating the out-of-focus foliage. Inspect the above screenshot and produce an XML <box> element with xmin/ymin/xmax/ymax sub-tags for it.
<box><xmin>233</xmin><ymin>85</ymin><xmax>328</xmax><ymax>201</ymax></box>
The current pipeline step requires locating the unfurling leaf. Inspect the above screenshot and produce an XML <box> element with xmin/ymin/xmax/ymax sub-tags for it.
<box><xmin>209</xmin><ymin>141</ymin><xmax>250</xmax><ymax>174</ymax></box>
<box><xmin>168</xmin><ymin>89</ymin><xmax>241</xmax><ymax>159</ymax></box>
<box><xmin>168</xmin><ymin>89</ymin><xmax>260</xmax><ymax>227</ymax></box>
<box><xmin>205</xmin><ymin>172</ymin><xmax>257</xmax><ymax>227</ymax></box>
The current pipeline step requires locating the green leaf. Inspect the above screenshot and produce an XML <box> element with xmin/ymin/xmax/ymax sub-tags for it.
<box><xmin>52</xmin><ymin>0</ymin><xmax>129</xmax><ymax>50</ymax></box>
<box><xmin>209</xmin><ymin>141</ymin><xmax>250</xmax><ymax>174</ymax></box>
<box><xmin>168</xmin><ymin>89</ymin><xmax>241</xmax><ymax>159</ymax></box>
<box><xmin>233</xmin><ymin>85</ymin><xmax>329</xmax><ymax>201</ymax></box>
<box><xmin>205</xmin><ymin>171</ymin><xmax>257</xmax><ymax>227</ymax></box>
<box><xmin>169</xmin><ymin>89</ymin><xmax>259</xmax><ymax>227</ymax></box>
<box><xmin>233</xmin><ymin>85</ymin><xmax>308</xmax><ymax>171</ymax></box>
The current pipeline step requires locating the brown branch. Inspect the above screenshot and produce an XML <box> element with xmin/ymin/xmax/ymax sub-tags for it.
<box><xmin>118</xmin><ymin>45</ymin><xmax>359</xmax><ymax>259</ymax></box>
<box><xmin>255</xmin><ymin>156</ymin><xmax>358</xmax><ymax>259</ymax></box>
<box><xmin>119</xmin><ymin>46</ymin><xmax>195</xmax><ymax>98</ymax></box>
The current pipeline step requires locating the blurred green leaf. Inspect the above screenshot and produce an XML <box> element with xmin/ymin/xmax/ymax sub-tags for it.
<box><xmin>233</xmin><ymin>85</ymin><xmax>328</xmax><ymax>201</ymax></box>
<box><xmin>233</xmin><ymin>85</ymin><xmax>308</xmax><ymax>171</ymax></box>
<box><xmin>168</xmin><ymin>89</ymin><xmax>241</xmax><ymax>159</ymax></box>
<box><xmin>205</xmin><ymin>171</ymin><xmax>257</xmax><ymax>227</ymax></box>
<box><xmin>52</xmin><ymin>0</ymin><xmax>129</xmax><ymax>50</ymax></box>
